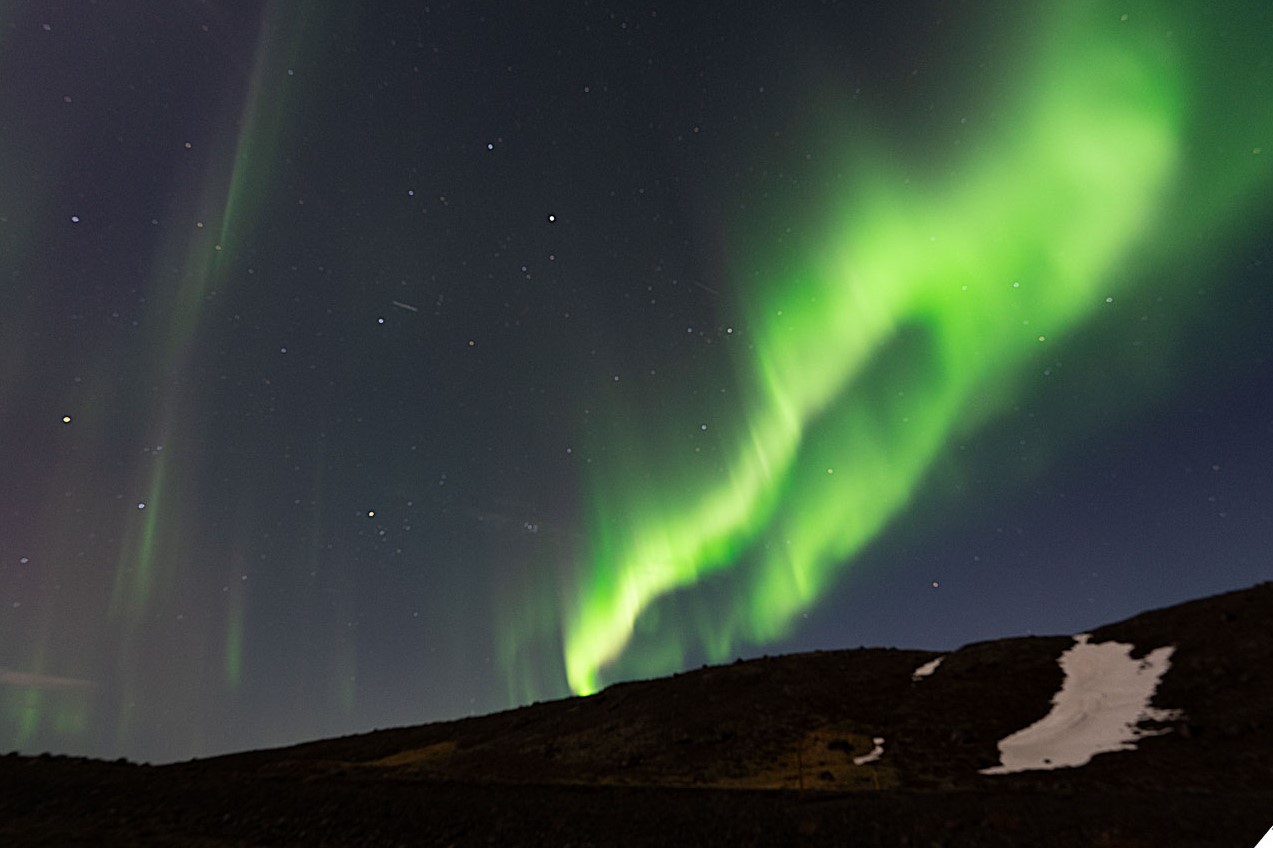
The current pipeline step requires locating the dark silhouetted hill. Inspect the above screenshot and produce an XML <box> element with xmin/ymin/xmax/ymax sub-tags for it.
<box><xmin>2</xmin><ymin>581</ymin><xmax>1270</xmax><ymax>846</ymax></box>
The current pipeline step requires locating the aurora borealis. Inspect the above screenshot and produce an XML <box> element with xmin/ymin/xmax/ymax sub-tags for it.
<box><xmin>555</xmin><ymin>0</ymin><xmax>1272</xmax><ymax>695</ymax></box>
<box><xmin>2</xmin><ymin>1</ymin><xmax>1270</xmax><ymax>762</ymax></box>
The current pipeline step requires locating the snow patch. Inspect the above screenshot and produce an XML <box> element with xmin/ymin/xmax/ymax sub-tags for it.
<box><xmin>911</xmin><ymin>656</ymin><xmax>943</xmax><ymax>681</ymax></box>
<box><xmin>853</xmin><ymin>737</ymin><xmax>885</xmax><ymax>765</ymax></box>
<box><xmin>980</xmin><ymin>634</ymin><xmax>1182</xmax><ymax>775</ymax></box>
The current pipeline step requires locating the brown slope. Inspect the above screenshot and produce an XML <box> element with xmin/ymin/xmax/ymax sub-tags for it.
<box><xmin>208</xmin><ymin>647</ymin><xmax>943</xmax><ymax>790</ymax></box>
<box><xmin>3</xmin><ymin>581</ymin><xmax>1270</xmax><ymax>847</ymax></box>
<box><xmin>204</xmin><ymin>580</ymin><xmax>1271</xmax><ymax>796</ymax></box>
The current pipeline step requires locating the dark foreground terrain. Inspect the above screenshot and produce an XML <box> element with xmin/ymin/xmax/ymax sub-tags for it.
<box><xmin>3</xmin><ymin>582</ymin><xmax>1270</xmax><ymax>846</ymax></box>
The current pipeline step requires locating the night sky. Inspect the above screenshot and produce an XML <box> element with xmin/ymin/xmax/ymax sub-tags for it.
<box><xmin>2</xmin><ymin>0</ymin><xmax>1270</xmax><ymax>763</ymax></box>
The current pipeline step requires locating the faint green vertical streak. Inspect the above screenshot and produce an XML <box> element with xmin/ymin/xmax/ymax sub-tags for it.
<box><xmin>214</xmin><ymin>8</ymin><xmax>283</xmax><ymax>256</ymax></box>
<box><xmin>6</xmin><ymin>688</ymin><xmax>42</xmax><ymax>749</ymax></box>
<box><xmin>216</xmin><ymin>0</ymin><xmax>353</xmax><ymax>260</ymax></box>
<box><xmin>224</xmin><ymin>590</ymin><xmax>244</xmax><ymax>690</ymax></box>
<box><xmin>111</xmin><ymin>450</ymin><xmax>169</xmax><ymax>619</ymax></box>
<box><xmin>52</xmin><ymin>692</ymin><xmax>90</xmax><ymax>736</ymax></box>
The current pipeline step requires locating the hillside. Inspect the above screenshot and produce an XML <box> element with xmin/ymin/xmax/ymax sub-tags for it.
<box><xmin>2</xmin><ymin>581</ymin><xmax>1270</xmax><ymax>846</ymax></box>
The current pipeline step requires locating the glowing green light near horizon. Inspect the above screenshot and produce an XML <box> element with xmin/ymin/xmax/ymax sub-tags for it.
<box><xmin>559</xmin><ymin>2</ymin><xmax>1272</xmax><ymax>696</ymax></box>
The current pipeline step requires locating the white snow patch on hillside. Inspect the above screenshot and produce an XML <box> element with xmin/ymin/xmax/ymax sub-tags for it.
<box><xmin>911</xmin><ymin>657</ymin><xmax>943</xmax><ymax>681</ymax></box>
<box><xmin>853</xmin><ymin>737</ymin><xmax>885</xmax><ymax>765</ymax></box>
<box><xmin>980</xmin><ymin>634</ymin><xmax>1182</xmax><ymax>775</ymax></box>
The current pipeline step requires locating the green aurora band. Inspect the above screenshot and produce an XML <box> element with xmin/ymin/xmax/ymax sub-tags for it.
<box><xmin>559</xmin><ymin>0</ymin><xmax>1272</xmax><ymax>695</ymax></box>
